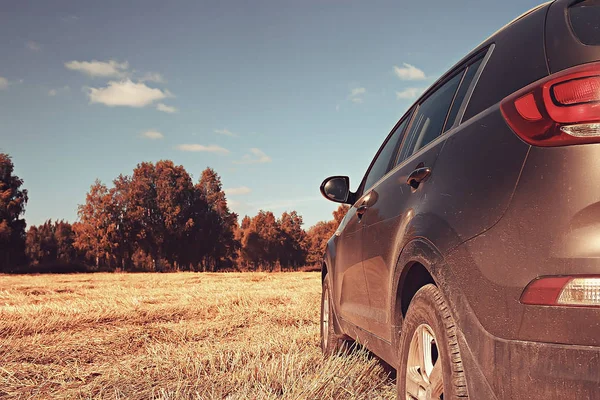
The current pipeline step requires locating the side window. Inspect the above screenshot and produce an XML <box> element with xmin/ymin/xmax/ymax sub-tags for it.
<box><xmin>396</xmin><ymin>72</ymin><xmax>463</xmax><ymax>164</ymax></box>
<box><xmin>362</xmin><ymin>116</ymin><xmax>411</xmax><ymax>192</ymax></box>
<box><xmin>443</xmin><ymin>58</ymin><xmax>484</xmax><ymax>133</ymax></box>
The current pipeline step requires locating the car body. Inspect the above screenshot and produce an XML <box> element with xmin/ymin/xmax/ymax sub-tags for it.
<box><xmin>319</xmin><ymin>1</ymin><xmax>600</xmax><ymax>398</ymax></box>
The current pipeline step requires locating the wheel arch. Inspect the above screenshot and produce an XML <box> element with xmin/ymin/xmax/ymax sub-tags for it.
<box><xmin>321</xmin><ymin>249</ymin><xmax>348</xmax><ymax>338</ymax></box>
<box><xmin>389</xmin><ymin>237</ymin><xmax>447</xmax><ymax>347</ymax></box>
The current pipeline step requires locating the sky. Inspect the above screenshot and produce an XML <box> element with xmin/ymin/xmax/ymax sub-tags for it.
<box><xmin>0</xmin><ymin>0</ymin><xmax>545</xmax><ymax>229</ymax></box>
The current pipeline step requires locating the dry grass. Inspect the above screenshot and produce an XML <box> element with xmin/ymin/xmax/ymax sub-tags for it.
<box><xmin>0</xmin><ymin>272</ymin><xmax>395</xmax><ymax>399</ymax></box>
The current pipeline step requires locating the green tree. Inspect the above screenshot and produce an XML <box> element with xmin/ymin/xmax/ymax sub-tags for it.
<box><xmin>0</xmin><ymin>153</ymin><xmax>28</xmax><ymax>271</ymax></box>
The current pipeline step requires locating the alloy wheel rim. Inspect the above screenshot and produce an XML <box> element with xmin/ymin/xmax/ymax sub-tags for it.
<box><xmin>322</xmin><ymin>288</ymin><xmax>329</xmax><ymax>350</ymax></box>
<box><xmin>405</xmin><ymin>323</ymin><xmax>444</xmax><ymax>400</ymax></box>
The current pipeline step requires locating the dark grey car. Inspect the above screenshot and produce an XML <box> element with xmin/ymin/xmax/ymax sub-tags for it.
<box><xmin>319</xmin><ymin>1</ymin><xmax>600</xmax><ymax>398</ymax></box>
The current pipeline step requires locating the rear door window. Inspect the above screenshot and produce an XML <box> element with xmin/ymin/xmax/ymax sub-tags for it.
<box><xmin>396</xmin><ymin>72</ymin><xmax>463</xmax><ymax>164</ymax></box>
<box><xmin>569</xmin><ymin>1</ymin><xmax>600</xmax><ymax>45</ymax></box>
<box><xmin>443</xmin><ymin>57</ymin><xmax>484</xmax><ymax>132</ymax></box>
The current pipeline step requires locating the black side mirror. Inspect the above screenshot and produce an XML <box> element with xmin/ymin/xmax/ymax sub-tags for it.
<box><xmin>320</xmin><ymin>176</ymin><xmax>353</xmax><ymax>204</ymax></box>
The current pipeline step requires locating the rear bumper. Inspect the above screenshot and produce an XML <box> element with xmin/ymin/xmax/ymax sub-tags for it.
<box><xmin>456</xmin><ymin>300</ymin><xmax>600</xmax><ymax>399</ymax></box>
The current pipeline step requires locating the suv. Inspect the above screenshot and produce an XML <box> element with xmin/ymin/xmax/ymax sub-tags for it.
<box><xmin>318</xmin><ymin>1</ymin><xmax>600</xmax><ymax>398</ymax></box>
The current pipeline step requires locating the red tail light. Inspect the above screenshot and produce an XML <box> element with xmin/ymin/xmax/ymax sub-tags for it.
<box><xmin>521</xmin><ymin>275</ymin><xmax>600</xmax><ymax>307</ymax></box>
<box><xmin>501</xmin><ymin>62</ymin><xmax>600</xmax><ymax>146</ymax></box>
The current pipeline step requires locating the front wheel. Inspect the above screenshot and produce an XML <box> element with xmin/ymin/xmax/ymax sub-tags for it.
<box><xmin>321</xmin><ymin>274</ymin><xmax>348</xmax><ymax>356</ymax></box>
<box><xmin>397</xmin><ymin>284</ymin><xmax>469</xmax><ymax>399</ymax></box>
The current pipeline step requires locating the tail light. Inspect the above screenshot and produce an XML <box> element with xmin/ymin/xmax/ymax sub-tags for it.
<box><xmin>501</xmin><ymin>62</ymin><xmax>600</xmax><ymax>146</ymax></box>
<box><xmin>521</xmin><ymin>275</ymin><xmax>600</xmax><ymax>307</ymax></box>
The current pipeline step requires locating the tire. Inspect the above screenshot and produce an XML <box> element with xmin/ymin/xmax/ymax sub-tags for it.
<box><xmin>320</xmin><ymin>274</ymin><xmax>348</xmax><ymax>356</ymax></box>
<box><xmin>397</xmin><ymin>284</ymin><xmax>468</xmax><ymax>399</ymax></box>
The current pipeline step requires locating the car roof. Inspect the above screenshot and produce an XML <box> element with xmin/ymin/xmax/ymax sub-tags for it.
<box><xmin>412</xmin><ymin>1</ymin><xmax>553</xmax><ymax>108</ymax></box>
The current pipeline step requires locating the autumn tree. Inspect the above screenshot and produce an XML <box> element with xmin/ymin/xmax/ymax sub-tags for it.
<box><xmin>236</xmin><ymin>210</ymin><xmax>309</xmax><ymax>271</ymax></box>
<box><xmin>25</xmin><ymin>225</ymin><xmax>42</xmax><ymax>265</ymax></box>
<box><xmin>235</xmin><ymin>215</ymin><xmax>251</xmax><ymax>270</ymax></box>
<box><xmin>154</xmin><ymin>160</ymin><xmax>196</xmax><ymax>270</ymax></box>
<box><xmin>73</xmin><ymin>180</ymin><xmax>121</xmax><ymax>270</ymax></box>
<box><xmin>305</xmin><ymin>221</ymin><xmax>337</xmax><ymax>266</ymax></box>
<box><xmin>238</xmin><ymin>210</ymin><xmax>281</xmax><ymax>271</ymax></box>
<box><xmin>196</xmin><ymin>168</ymin><xmax>238</xmax><ymax>271</ymax></box>
<box><xmin>111</xmin><ymin>160</ymin><xmax>197</xmax><ymax>271</ymax></box>
<box><xmin>278</xmin><ymin>211</ymin><xmax>307</xmax><ymax>270</ymax></box>
<box><xmin>26</xmin><ymin>220</ymin><xmax>80</xmax><ymax>269</ymax></box>
<box><xmin>0</xmin><ymin>153</ymin><xmax>28</xmax><ymax>271</ymax></box>
<box><xmin>304</xmin><ymin>204</ymin><xmax>349</xmax><ymax>266</ymax></box>
<box><xmin>333</xmin><ymin>204</ymin><xmax>350</xmax><ymax>226</ymax></box>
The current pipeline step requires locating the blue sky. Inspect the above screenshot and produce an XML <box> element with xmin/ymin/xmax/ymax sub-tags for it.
<box><xmin>1</xmin><ymin>0</ymin><xmax>544</xmax><ymax>229</ymax></box>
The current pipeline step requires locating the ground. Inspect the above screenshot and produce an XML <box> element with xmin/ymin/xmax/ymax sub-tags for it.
<box><xmin>0</xmin><ymin>272</ymin><xmax>396</xmax><ymax>399</ymax></box>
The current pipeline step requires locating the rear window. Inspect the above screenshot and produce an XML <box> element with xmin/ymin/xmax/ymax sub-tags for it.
<box><xmin>569</xmin><ymin>0</ymin><xmax>600</xmax><ymax>45</ymax></box>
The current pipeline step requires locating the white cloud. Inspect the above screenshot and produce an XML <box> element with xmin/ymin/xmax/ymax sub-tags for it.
<box><xmin>228</xmin><ymin>199</ymin><xmax>242</xmax><ymax>208</ymax></box>
<box><xmin>140</xmin><ymin>130</ymin><xmax>164</xmax><ymax>140</ymax></box>
<box><xmin>350</xmin><ymin>87</ymin><xmax>366</xmax><ymax>97</ymax></box>
<box><xmin>234</xmin><ymin>148</ymin><xmax>272</xmax><ymax>164</ymax></box>
<box><xmin>156</xmin><ymin>103</ymin><xmax>177</xmax><ymax>113</ymax></box>
<box><xmin>139</xmin><ymin>72</ymin><xmax>165</xmax><ymax>83</ymax></box>
<box><xmin>215</xmin><ymin>129</ymin><xmax>237</xmax><ymax>137</ymax></box>
<box><xmin>396</xmin><ymin>87</ymin><xmax>423</xmax><ymax>100</ymax></box>
<box><xmin>26</xmin><ymin>41</ymin><xmax>41</xmax><ymax>51</ymax></box>
<box><xmin>48</xmin><ymin>86</ymin><xmax>70</xmax><ymax>96</ymax></box>
<box><xmin>393</xmin><ymin>63</ymin><xmax>426</xmax><ymax>80</ymax></box>
<box><xmin>61</xmin><ymin>15</ymin><xmax>79</xmax><ymax>22</ymax></box>
<box><xmin>349</xmin><ymin>87</ymin><xmax>366</xmax><ymax>103</ymax></box>
<box><xmin>0</xmin><ymin>77</ymin><xmax>9</xmax><ymax>90</ymax></box>
<box><xmin>225</xmin><ymin>186</ymin><xmax>252</xmax><ymax>195</ymax></box>
<box><xmin>335</xmin><ymin>104</ymin><xmax>340</xmax><ymax>111</ymax></box>
<box><xmin>176</xmin><ymin>144</ymin><xmax>230</xmax><ymax>154</ymax></box>
<box><xmin>87</xmin><ymin>80</ymin><xmax>170</xmax><ymax>107</ymax></box>
<box><xmin>65</xmin><ymin>59</ymin><xmax>129</xmax><ymax>78</ymax></box>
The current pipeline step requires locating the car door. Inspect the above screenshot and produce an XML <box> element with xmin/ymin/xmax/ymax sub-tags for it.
<box><xmin>333</xmin><ymin>203</ymin><xmax>371</xmax><ymax>328</ymax></box>
<box><xmin>342</xmin><ymin>109</ymin><xmax>415</xmax><ymax>332</ymax></box>
<box><xmin>359</xmin><ymin>60</ymin><xmax>483</xmax><ymax>341</ymax></box>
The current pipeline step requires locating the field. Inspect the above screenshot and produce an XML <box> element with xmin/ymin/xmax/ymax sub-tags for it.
<box><xmin>0</xmin><ymin>272</ymin><xmax>396</xmax><ymax>399</ymax></box>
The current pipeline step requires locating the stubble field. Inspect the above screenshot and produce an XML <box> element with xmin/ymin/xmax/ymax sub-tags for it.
<box><xmin>0</xmin><ymin>272</ymin><xmax>395</xmax><ymax>399</ymax></box>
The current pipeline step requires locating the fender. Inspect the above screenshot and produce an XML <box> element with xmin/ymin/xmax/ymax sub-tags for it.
<box><xmin>322</xmin><ymin>238</ymin><xmax>345</xmax><ymax>336</ymax></box>
<box><xmin>388</xmin><ymin>237</ymin><xmax>446</xmax><ymax>348</ymax></box>
<box><xmin>389</xmin><ymin>237</ymin><xmax>499</xmax><ymax>400</ymax></box>
<box><xmin>386</xmin><ymin>210</ymin><xmax>467</xmax><ymax>345</ymax></box>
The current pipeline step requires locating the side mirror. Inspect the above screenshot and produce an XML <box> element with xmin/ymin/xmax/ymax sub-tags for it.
<box><xmin>320</xmin><ymin>176</ymin><xmax>353</xmax><ymax>204</ymax></box>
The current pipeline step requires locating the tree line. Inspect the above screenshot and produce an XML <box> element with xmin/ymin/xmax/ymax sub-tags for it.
<box><xmin>0</xmin><ymin>153</ymin><xmax>348</xmax><ymax>273</ymax></box>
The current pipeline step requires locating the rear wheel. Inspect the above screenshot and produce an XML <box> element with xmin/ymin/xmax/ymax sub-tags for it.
<box><xmin>321</xmin><ymin>274</ymin><xmax>348</xmax><ymax>356</ymax></box>
<box><xmin>397</xmin><ymin>284</ymin><xmax>468</xmax><ymax>399</ymax></box>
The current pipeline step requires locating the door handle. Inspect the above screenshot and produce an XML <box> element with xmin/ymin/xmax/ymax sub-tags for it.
<box><xmin>407</xmin><ymin>166</ymin><xmax>431</xmax><ymax>189</ymax></box>
<box><xmin>356</xmin><ymin>204</ymin><xmax>369</xmax><ymax>221</ymax></box>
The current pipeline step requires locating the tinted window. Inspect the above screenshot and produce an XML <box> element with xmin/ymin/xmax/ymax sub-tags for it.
<box><xmin>397</xmin><ymin>72</ymin><xmax>463</xmax><ymax>164</ymax></box>
<box><xmin>570</xmin><ymin>1</ymin><xmax>600</xmax><ymax>46</ymax></box>
<box><xmin>363</xmin><ymin>117</ymin><xmax>410</xmax><ymax>191</ymax></box>
<box><xmin>444</xmin><ymin>58</ymin><xmax>484</xmax><ymax>132</ymax></box>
